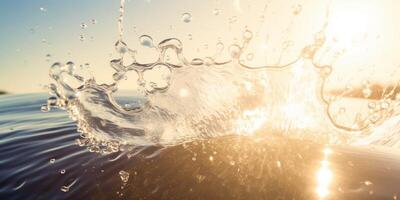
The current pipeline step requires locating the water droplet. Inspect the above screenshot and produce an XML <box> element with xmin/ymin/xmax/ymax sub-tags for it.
<box><xmin>65</xmin><ymin>61</ymin><xmax>75</xmax><ymax>74</ymax></box>
<box><xmin>47</xmin><ymin>96</ymin><xmax>57</xmax><ymax>106</ymax></box>
<box><xmin>213</xmin><ymin>9</ymin><xmax>220</xmax><ymax>16</ymax></box>
<box><xmin>229</xmin><ymin>44</ymin><xmax>241</xmax><ymax>58</ymax></box>
<box><xmin>45</xmin><ymin>54</ymin><xmax>52</xmax><ymax>62</ymax></box>
<box><xmin>80</xmin><ymin>23</ymin><xmax>87</xmax><ymax>29</ymax></box>
<box><xmin>229</xmin><ymin>161</ymin><xmax>235</xmax><ymax>166</ymax></box>
<box><xmin>115</xmin><ymin>40</ymin><xmax>128</xmax><ymax>54</ymax></box>
<box><xmin>292</xmin><ymin>4</ymin><xmax>302</xmax><ymax>15</ymax></box>
<box><xmin>50</xmin><ymin>62</ymin><xmax>62</xmax><ymax>77</ymax></box>
<box><xmin>243</xmin><ymin>30</ymin><xmax>253</xmax><ymax>41</ymax></box>
<box><xmin>246</xmin><ymin>53</ymin><xmax>254</xmax><ymax>61</ymax></box>
<box><xmin>277</xmin><ymin>161</ymin><xmax>282</xmax><ymax>168</ymax></box>
<box><xmin>204</xmin><ymin>57</ymin><xmax>214</xmax><ymax>66</ymax></box>
<box><xmin>39</xmin><ymin>7</ymin><xmax>47</xmax><ymax>12</ymax></box>
<box><xmin>368</xmin><ymin>102</ymin><xmax>376</xmax><ymax>109</ymax></box>
<box><xmin>119</xmin><ymin>170</ymin><xmax>129</xmax><ymax>183</ymax></box>
<box><xmin>91</xmin><ymin>19</ymin><xmax>97</xmax><ymax>24</ymax></box>
<box><xmin>139</xmin><ymin>35</ymin><xmax>154</xmax><ymax>48</ymax></box>
<box><xmin>190</xmin><ymin>58</ymin><xmax>204</xmax><ymax>65</ymax></box>
<box><xmin>381</xmin><ymin>100</ymin><xmax>390</xmax><ymax>109</ymax></box>
<box><xmin>364</xmin><ymin>181</ymin><xmax>373</xmax><ymax>186</ymax></box>
<box><xmin>41</xmin><ymin>105</ymin><xmax>49</xmax><ymax>112</ymax></box>
<box><xmin>362</xmin><ymin>88</ymin><xmax>372</xmax><ymax>98</ymax></box>
<box><xmin>229</xmin><ymin>16</ymin><xmax>237</xmax><ymax>24</ymax></box>
<box><xmin>196</xmin><ymin>174</ymin><xmax>206</xmax><ymax>183</ymax></box>
<box><xmin>60</xmin><ymin>169</ymin><xmax>66</xmax><ymax>174</ymax></box>
<box><xmin>60</xmin><ymin>186</ymin><xmax>69</xmax><ymax>192</ymax></box>
<box><xmin>259</xmin><ymin>15</ymin><xmax>265</xmax><ymax>22</ymax></box>
<box><xmin>187</xmin><ymin>34</ymin><xmax>193</xmax><ymax>40</ymax></box>
<box><xmin>320</xmin><ymin>66</ymin><xmax>332</xmax><ymax>77</ymax></box>
<box><xmin>79</xmin><ymin>34</ymin><xmax>85</xmax><ymax>41</ymax></box>
<box><xmin>216</xmin><ymin>42</ymin><xmax>224</xmax><ymax>53</ymax></box>
<box><xmin>182</xmin><ymin>13</ymin><xmax>192</xmax><ymax>23</ymax></box>
<box><xmin>50</xmin><ymin>158</ymin><xmax>55</xmax><ymax>164</ymax></box>
<box><xmin>209</xmin><ymin>156</ymin><xmax>214</xmax><ymax>161</ymax></box>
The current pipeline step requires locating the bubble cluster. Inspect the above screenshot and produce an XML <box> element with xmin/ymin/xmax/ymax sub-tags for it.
<box><xmin>119</xmin><ymin>170</ymin><xmax>129</xmax><ymax>183</ymax></box>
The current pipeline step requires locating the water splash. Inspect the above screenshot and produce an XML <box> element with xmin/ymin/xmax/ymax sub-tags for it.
<box><xmin>43</xmin><ymin>0</ymin><xmax>400</xmax><ymax>153</ymax></box>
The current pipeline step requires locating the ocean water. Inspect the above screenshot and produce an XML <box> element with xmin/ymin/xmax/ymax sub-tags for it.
<box><xmin>1</xmin><ymin>93</ymin><xmax>400</xmax><ymax>199</ymax></box>
<box><xmin>3</xmin><ymin>1</ymin><xmax>400</xmax><ymax>199</ymax></box>
<box><xmin>0</xmin><ymin>94</ymin><xmax>132</xmax><ymax>200</ymax></box>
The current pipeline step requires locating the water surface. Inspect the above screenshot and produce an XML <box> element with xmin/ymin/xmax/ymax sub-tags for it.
<box><xmin>1</xmin><ymin>94</ymin><xmax>400</xmax><ymax>199</ymax></box>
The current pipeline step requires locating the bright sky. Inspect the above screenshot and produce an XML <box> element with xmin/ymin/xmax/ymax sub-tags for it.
<box><xmin>1</xmin><ymin>0</ymin><xmax>400</xmax><ymax>93</ymax></box>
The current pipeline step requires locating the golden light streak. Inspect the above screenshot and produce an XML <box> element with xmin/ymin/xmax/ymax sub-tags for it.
<box><xmin>316</xmin><ymin>147</ymin><xmax>333</xmax><ymax>199</ymax></box>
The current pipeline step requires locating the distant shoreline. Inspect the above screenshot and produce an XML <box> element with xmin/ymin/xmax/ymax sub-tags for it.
<box><xmin>0</xmin><ymin>91</ymin><xmax>8</xmax><ymax>95</ymax></box>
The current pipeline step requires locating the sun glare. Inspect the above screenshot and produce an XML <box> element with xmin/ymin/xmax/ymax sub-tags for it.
<box><xmin>316</xmin><ymin>148</ymin><xmax>333</xmax><ymax>199</ymax></box>
<box><xmin>327</xmin><ymin>1</ymin><xmax>381</xmax><ymax>48</ymax></box>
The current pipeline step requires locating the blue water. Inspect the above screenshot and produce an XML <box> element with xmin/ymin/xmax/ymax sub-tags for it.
<box><xmin>0</xmin><ymin>94</ymin><xmax>132</xmax><ymax>199</ymax></box>
<box><xmin>1</xmin><ymin>94</ymin><xmax>400</xmax><ymax>199</ymax></box>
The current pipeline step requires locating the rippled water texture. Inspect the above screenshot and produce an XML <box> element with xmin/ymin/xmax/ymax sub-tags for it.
<box><xmin>1</xmin><ymin>94</ymin><xmax>400</xmax><ymax>199</ymax></box>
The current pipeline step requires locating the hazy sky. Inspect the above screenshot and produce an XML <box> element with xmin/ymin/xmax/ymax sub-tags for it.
<box><xmin>1</xmin><ymin>0</ymin><xmax>400</xmax><ymax>93</ymax></box>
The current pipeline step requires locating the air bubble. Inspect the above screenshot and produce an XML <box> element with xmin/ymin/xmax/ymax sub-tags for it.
<box><xmin>49</xmin><ymin>158</ymin><xmax>55</xmax><ymax>164</ymax></box>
